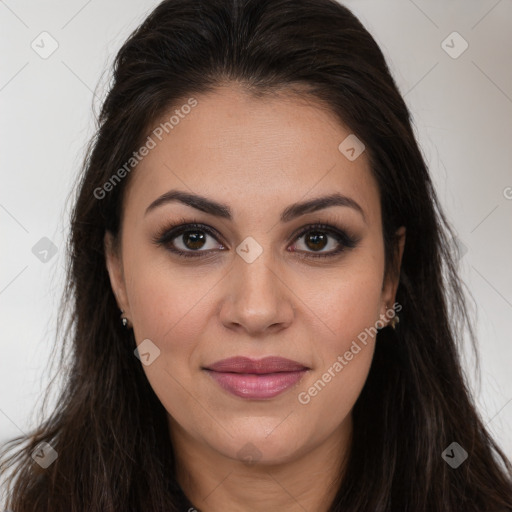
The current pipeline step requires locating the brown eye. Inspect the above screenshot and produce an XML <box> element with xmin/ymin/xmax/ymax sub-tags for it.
<box><xmin>153</xmin><ymin>222</ymin><xmax>226</xmax><ymax>258</ymax></box>
<box><xmin>290</xmin><ymin>223</ymin><xmax>359</xmax><ymax>258</ymax></box>
<box><xmin>170</xmin><ymin>228</ymin><xmax>224</xmax><ymax>254</ymax></box>
<box><xmin>180</xmin><ymin>230</ymin><xmax>207</xmax><ymax>250</ymax></box>
<box><xmin>153</xmin><ymin>221</ymin><xmax>359</xmax><ymax>260</ymax></box>
<box><xmin>303</xmin><ymin>231</ymin><xmax>328</xmax><ymax>251</ymax></box>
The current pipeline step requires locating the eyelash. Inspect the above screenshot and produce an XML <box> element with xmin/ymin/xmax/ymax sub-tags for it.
<box><xmin>152</xmin><ymin>216</ymin><xmax>360</xmax><ymax>260</ymax></box>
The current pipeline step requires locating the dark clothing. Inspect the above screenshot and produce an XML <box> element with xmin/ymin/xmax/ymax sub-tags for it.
<box><xmin>172</xmin><ymin>480</ymin><xmax>201</xmax><ymax>511</ymax></box>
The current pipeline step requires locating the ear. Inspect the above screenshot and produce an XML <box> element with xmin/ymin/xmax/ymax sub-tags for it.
<box><xmin>104</xmin><ymin>231</ymin><xmax>130</xmax><ymax>316</ymax></box>
<box><xmin>380</xmin><ymin>226</ymin><xmax>406</xmax><ymax>320</ymax></box>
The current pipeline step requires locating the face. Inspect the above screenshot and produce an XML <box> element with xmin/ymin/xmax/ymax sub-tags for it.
<box><xmin>105</xmin><ymin>84</ymin><xmax>405</xmax><ymax>467</ymax></box>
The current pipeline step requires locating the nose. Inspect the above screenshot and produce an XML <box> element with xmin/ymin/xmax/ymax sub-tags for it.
<box><xmin>218</xmin><ymin>251</ymin><xmax>295</xmax><ymax>336</ymax></box>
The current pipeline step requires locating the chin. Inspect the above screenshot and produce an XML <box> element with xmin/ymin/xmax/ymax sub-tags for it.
<box><xmin>213</xmin><ymin>428</ymin><xmax>310</xmax><ymax>466</ymax></box>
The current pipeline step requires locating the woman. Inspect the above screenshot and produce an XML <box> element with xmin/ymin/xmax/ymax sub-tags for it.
<box><xmin>1</xmin><ymin>0</ymin><xmax>511</xmax><ymax>510</ymax></box>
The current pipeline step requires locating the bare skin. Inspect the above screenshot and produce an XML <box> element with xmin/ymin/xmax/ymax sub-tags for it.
<box><xmin>105</xmin><ymin>83</ymin><xmax>405</xmax><ymax>512</ymax></box>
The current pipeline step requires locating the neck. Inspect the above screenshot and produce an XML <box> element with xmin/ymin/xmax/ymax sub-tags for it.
<box><xmin>169</xmin><ymin>415</ymin><xmax>352</xmax><ymax>512</ymax></box>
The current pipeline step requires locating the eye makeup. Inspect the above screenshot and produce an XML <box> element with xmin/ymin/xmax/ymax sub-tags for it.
<box><xmin>151</xmin><ymin>214</ymin><xmax>361</xmax><ymax>260</ymax></box>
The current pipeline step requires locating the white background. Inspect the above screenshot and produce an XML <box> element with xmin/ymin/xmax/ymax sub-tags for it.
<box><xmin>1</xmin><ymin>0</ymin><xmax>511</xmax><ymax>468</ymax></box>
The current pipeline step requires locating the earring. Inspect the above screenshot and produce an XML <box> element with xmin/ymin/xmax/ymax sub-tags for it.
<box><xmin>386</xmin><ymin>303</ymin><xmax>399</xmax><ymax>330</ymax></box>
<box><xmin>120</xmin><ymin>310</ymin><xmax>130</xmax><ymax>329</ymax></box>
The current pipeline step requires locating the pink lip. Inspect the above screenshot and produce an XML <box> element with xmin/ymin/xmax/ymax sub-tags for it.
<box><xmin>203</xmin><ymin>356</ymin><xmax>309</xmax><ymax>399</ymax></box>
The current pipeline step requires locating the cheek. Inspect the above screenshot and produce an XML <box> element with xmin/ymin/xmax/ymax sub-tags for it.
<box><xmin>325</xmin><ymin>275</ymin><xmax>383</xmax><ymax>351</ymax></box>
<box><xmin>125</xmin><ymin>251</ymin><xmax>221</xmax><ymax>349</ymax></box>
<box><xmin>297</xmin><ymin>257</ymin><xmax>384</xmax><ymax>356</ymax></box>
<box><xmin>123</xmin><ymin>255</ymin><xmax>221</xmax><ymax>431</ymax></box>
<box><xmin>293</xmin><ymin>263</ymin><xmax>383</xmax><ymax>422</ymax></box>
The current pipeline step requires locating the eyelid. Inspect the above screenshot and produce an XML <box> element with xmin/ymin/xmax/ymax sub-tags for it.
<box><xmin>152</xmin><ymin>218</ymin><xmax>226</xmax><ymax>256</ymax></box>
<box><xmin>288</xmin><ymin>222</ymin><xmax>355</xmax><ymax>246</ymax></box>
<box><xmin>152</xmin><ymin>216</ymin><xmax>360</xmax><ymax>258</ymax></box>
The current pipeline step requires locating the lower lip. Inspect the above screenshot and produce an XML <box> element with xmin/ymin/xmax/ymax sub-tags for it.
<box><xmin>204</xmin><ymin>370</ymin><xmax>308</xmax><ymax>399</ymax></box>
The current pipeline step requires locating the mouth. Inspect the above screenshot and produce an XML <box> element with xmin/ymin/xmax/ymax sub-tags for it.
<box><xmin>202</xmin><ymin>356</ymin><xmax>310</xmax><ymax>399</ymax></box>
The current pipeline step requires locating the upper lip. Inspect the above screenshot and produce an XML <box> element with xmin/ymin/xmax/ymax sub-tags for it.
<box><xmin>204</xmin><ymin>356</ymin><xmax>309</xmax><ymax>374</ymax></box>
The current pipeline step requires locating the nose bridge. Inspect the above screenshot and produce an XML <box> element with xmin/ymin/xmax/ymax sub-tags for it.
<box><xmin>237</xmin><ymin>246</ymin><xmax>278</xmax><ymax>302</ymax></box>
<box><xmin>220</xmin><ymin>241</ymin><xmax>294</xmax><ymax>333</ymax></box>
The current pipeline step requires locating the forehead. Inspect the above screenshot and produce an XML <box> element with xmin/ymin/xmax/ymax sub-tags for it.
<box><xmin>124</xmin><ymin>84</ymin><xmax>380</xmax><ymax>226</ymax></box>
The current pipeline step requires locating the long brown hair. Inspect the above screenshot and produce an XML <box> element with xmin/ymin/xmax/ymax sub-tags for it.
<box><xmin>2</xmin><ymin>0</ymin><xmax>512</xmax><ymax>510</ymax></box>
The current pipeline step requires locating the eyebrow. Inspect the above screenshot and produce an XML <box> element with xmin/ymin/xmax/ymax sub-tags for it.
<box><xmin>145</xmin><ymin>189</ymin><xmax>366</xmax><ymax>224</ymax></box>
